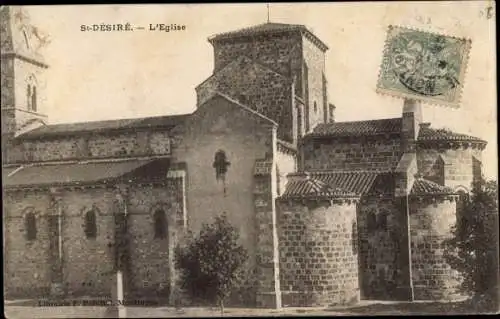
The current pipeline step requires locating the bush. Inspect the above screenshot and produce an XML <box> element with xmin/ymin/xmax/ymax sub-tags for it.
<box><xmin>174</xmin><ymin>212</ymin><xmax>248</xmax><ymax>313</ymax></box>
<box><xmin>444</xmin><ymin>178</ymin><xmax>498</xmax><ymax>312</ymax></box>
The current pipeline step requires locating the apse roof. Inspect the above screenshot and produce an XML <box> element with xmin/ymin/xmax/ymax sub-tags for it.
<box><xmin>309</xmin><ymin>118</ymin><xmax>403</xmax><ymax>138</ymax></box>
<box><xmin>280</xmin><ymin>177</ymin><xmax>357</xmax><ymax>199</ymax></box>
<box><xmin>417</xmin><ymin>124</ymin><xmax>487</xmax><ymax>144</ymax></box>
<box><xmin>410</xmin><ymin>178</ymin><xmax>456</xmax><ymax>195</ymax></box>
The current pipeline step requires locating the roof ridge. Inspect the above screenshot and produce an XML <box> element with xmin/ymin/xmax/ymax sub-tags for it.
<box><xmin>418</xmin><ymin>125</ymin><xmax>486</xmax><ymax>143</ymax></box>
<box><xmin>43</xmin><ymin>113</ymin><xmax>190</xmax><ymax>127</ymax></box>
<box><xmin>320</xmin><ymin>117</ymin><xmax>402</xmax><ymax>125</ymax></box>
<box><xmin>308</xmin><ymin>170</ymin><xmax>391</xmax><ymax>174</ymax></box>
<box><xmin>16</xmin><ymin>113</ymin><xmax>191</xmax><ymax>140</ymax></box>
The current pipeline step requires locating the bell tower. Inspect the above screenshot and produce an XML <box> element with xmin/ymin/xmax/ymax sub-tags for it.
<box><xmin>1</xmin><ymin>6</ymin><xmax>49</xmax><ymax>160</ymax></box>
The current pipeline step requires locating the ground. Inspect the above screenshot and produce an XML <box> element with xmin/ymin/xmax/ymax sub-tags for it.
<box><xmin>4</xmin><ymin>299</ymin><xmax>491</xmax><ymax>318</ymax></box>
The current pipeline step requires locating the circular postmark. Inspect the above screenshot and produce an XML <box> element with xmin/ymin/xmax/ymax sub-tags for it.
<box><xmin>384</xmin><ymin>29</ymin><xmax>467</xmax><ymax>99</ymax></box>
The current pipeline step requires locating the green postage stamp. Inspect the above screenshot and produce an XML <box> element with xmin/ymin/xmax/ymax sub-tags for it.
<box><xmin>377</xmin><ymin>25</ymin><xmax>472</xmax><ymax>107</ymax></box>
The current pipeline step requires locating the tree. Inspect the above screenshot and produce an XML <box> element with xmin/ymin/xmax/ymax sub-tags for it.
<box><xmin>444</xmin><ymin>178</ymin><xmax>499</xmax><ymax>312</ymax></box>
<box><xmin>174</xmin><ymin>212</ymin><xmax>248</xmax><ymax>314</ymax></box>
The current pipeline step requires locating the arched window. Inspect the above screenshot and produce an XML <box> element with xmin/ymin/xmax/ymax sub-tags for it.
<box><xmin>25</xmin><ymin>212</ymin><xmax>37</xmax><ymax>241</ymax></box>
<box><xmin>31</xmin><ymin>86</ymin><xmax>37</xmax><ymax>112</ymax></box>
<box><xmin>154</xmin><ymin>209</ymin><xmax>167</xmax><ymax>239</ymax></box>
<box><xmin>26</xmin><ymin>75</ymin><xmax>38</xmax><ymax>112</ymax></box>
<box><xmin>314</xmin><ymin>101</ymin><xmax>318</xmax><ymax>114</ymax></box>
<box><xmin>84</xmin><ymin>210</ymin><xmax>97</xmax><ymax>239</ymax></box>
<box><xmin>213</xmin><ymin>150</ymin><xmax>230</xmax><ymax>181</ymax></box>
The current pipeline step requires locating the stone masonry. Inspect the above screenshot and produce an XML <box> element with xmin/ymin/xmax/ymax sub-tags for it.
<box><xmin>277</xmin><ymin>197</ymin><xmax>360</xmax><ymax>307</ymax></box>
<box><xmin>2</xmin><ymin>9</ymin><xmax>490</xmax><ymax>308</ymax></box>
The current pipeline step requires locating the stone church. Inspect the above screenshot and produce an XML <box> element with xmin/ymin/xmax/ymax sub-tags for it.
<box><xmin>2</xmin><ymin>6</ymin><xmax>488</xmax><ymax>307</ymax></box>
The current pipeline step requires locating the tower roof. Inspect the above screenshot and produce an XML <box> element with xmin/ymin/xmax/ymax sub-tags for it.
<box><xmin>0</xmin><ymin>6</ymin><xmax>48</xmax><ymax>67</ymax></box>
<box><xmin>208</xmin><ymin>22</ymin><xmax>329</xmax><ymax>52</ymax></box>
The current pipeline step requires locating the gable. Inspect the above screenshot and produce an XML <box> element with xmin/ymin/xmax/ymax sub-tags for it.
<box><xmin>196</xmin><ymin>55</ymin><xmax>294</xmax><ymax>141</ymax></box>
<box><xmin>187</xmin><ymin>92</ymin><xmax>277</xmax><ymax>136</ymax></box>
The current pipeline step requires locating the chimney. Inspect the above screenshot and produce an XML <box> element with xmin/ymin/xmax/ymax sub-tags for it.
<box><xmin>401</xmin><ymin>99</ymin><xmax>422</xmax><ymax>153</ymax></box>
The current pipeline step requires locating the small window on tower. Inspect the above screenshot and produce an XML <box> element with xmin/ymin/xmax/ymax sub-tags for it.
<box><xmin>314</xmin><ymin>101</ymin><xmax>318</xmax><ymax>114</ymax></box>
<box><xmin>27</xmin><ymin>85</ymin><xmax>32</xmax><ymax>110</ymax></box>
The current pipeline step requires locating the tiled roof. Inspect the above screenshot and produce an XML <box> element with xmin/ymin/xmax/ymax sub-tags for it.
<box><xmin>209</xmin><ymin>22</ymin><xmax>329</xmax><ymax>51</ymax></box>
<box><xmin>410</xmin><ymin>178</ymin><xmax>455</xmax><ymax>195</ymax></box>
<box><xmin>17</xmin><ymin>114</ymin><xmax>190</xmax><ymax>140</ymax></box>
<box><xmin>3</xmin><ymin>158</ymin><xmax>171</xmax><ymax>188</ymax></box>
<box><xmin>418</xmin><ymin>124</ymin><xmax>487</xmax><ymax>144</ymax></box>
<box><xmin>309</xmin><ymin>118</ymin><xmax>402</xmax><ymax>138</ymax></box>
<box><xmin>281</xmin><ymin>177</ymin><xmax>357</xmax><ymax>199</ymax></box>
<box><xmin>309</xmin><ymin>171</ymin><xmax>380</xmax><ymax>196</ymax></box>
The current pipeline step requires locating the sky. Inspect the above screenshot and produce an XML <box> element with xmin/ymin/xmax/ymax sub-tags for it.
<box><xmin>24</xmin><ymin>2</ymin><xmax>497</xmax><ymax>178</ymax></box>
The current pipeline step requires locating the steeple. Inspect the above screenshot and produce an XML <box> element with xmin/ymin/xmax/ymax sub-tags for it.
<box><xmin>0</xmin><ymin>6</ymin><xmax>49</xmax><ymax>67</ymax></box>
<box><xmin>1</xmin><ymin>6</ymin><xmax>49</xmax><ymax>161</ymax></box>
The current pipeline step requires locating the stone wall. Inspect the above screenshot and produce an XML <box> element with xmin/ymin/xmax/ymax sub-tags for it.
<box><xmin>357</xmin><ymin>198</ymin><xmax>402</xmax><ymax>300</ymax></box>
<box><xmin>3</xmin><ymin>190</ymin><xmax>53</xmax><ymax>298</ymax></box>
<box><xmin>302</xmin><ymin>36</ymin><xmax>326</xmax><ymax>132</ymax></box>
<box><xmin>253</xmin><ymin>159</ymin><xmax>281</xmax><ymax>308</ymax></box>
<box><xmin>3</xmin><ymin>180</ymin><xmax>184</xmax><ymax>299</ymax></box>
<box><xmin>409</xmin><ymin>196</ymin><xmax>462</xmax><ymax>300</ymax></box>
<box><xmin>196</xmin><ymin>55</ymin><xmax>294</xmax><ymax>142</ymax></box>
<box><xmin>174</xmin><ymin>94</ymin><xmax>278</xmax><ymax>306</ymax></box>
<box><xmin>277</xmin><ymin>199</ymin><xmax>360</xmax><ymax>307</ymax></box>
<box><xmin>5</xmin><ymin>129</ymin><xmax>175</xmax><ymax>163</ymax></box>
<box><xmin>417</xmin><ymin>146</ymin><xmax>482</xmax><ymax>191</ymax></box>
<box><xmin>127</xmin><ymin>180</ymin><xmax>184</xmax><ymax>298</ymax></box>
<box><xmin>59</xmin><ymin>188</ymin><xmax>117</xmax><ymax>297</ymax></box>
<box><xmin>1</xmin><ymin>58</ymin><xmax>15</xmax><ymax>112</ymax></box>
<box><xmin>211</xmin><ymin>33</ymin><xmax>303</xmax><ymax>80</ymax></box>
<box><xmin>1</xmin><ymin>47</ymin><xmax>49</xmax><ymax>133</ymax></box>
<box><xmin>303</xmin><ymin>135</ymin><xmax>401</xmax><ymax>171</ymax></box>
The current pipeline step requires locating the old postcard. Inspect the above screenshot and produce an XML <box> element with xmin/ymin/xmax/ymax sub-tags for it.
<box><xmin>2</xmin><ymin>2</ymin><xmax>498</xmax><ymax>318</ymax></box>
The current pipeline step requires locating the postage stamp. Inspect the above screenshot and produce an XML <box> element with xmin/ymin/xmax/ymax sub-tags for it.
<box><xmin>376</xmin><ymin>25</ymin><xmax>472</xmax><ymax>107</ymax></box>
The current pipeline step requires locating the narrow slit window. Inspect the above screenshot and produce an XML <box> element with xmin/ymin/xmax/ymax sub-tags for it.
<box><xmin>25</xmin><ymin>212</ymin><xmax>37</xmax><ymax>241</ymax></box>
<box><xmin>27</xmin><ymin>85</ymin><xmax>32</xmax><ymax>110</ymax></box>
<box><xmin>31</xmin><ymin>86</ymin><xmax>37</xmax><ymax>112</ymax></box>
<box><xmin>154</xmin><ymin>209</ymin><xmax>167</xmax><ymax>239</ymax></box>
<box><xmin>84</xmin><ymin>210</ymin><xmax>97</xmax><ymax>239</ymax></box>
